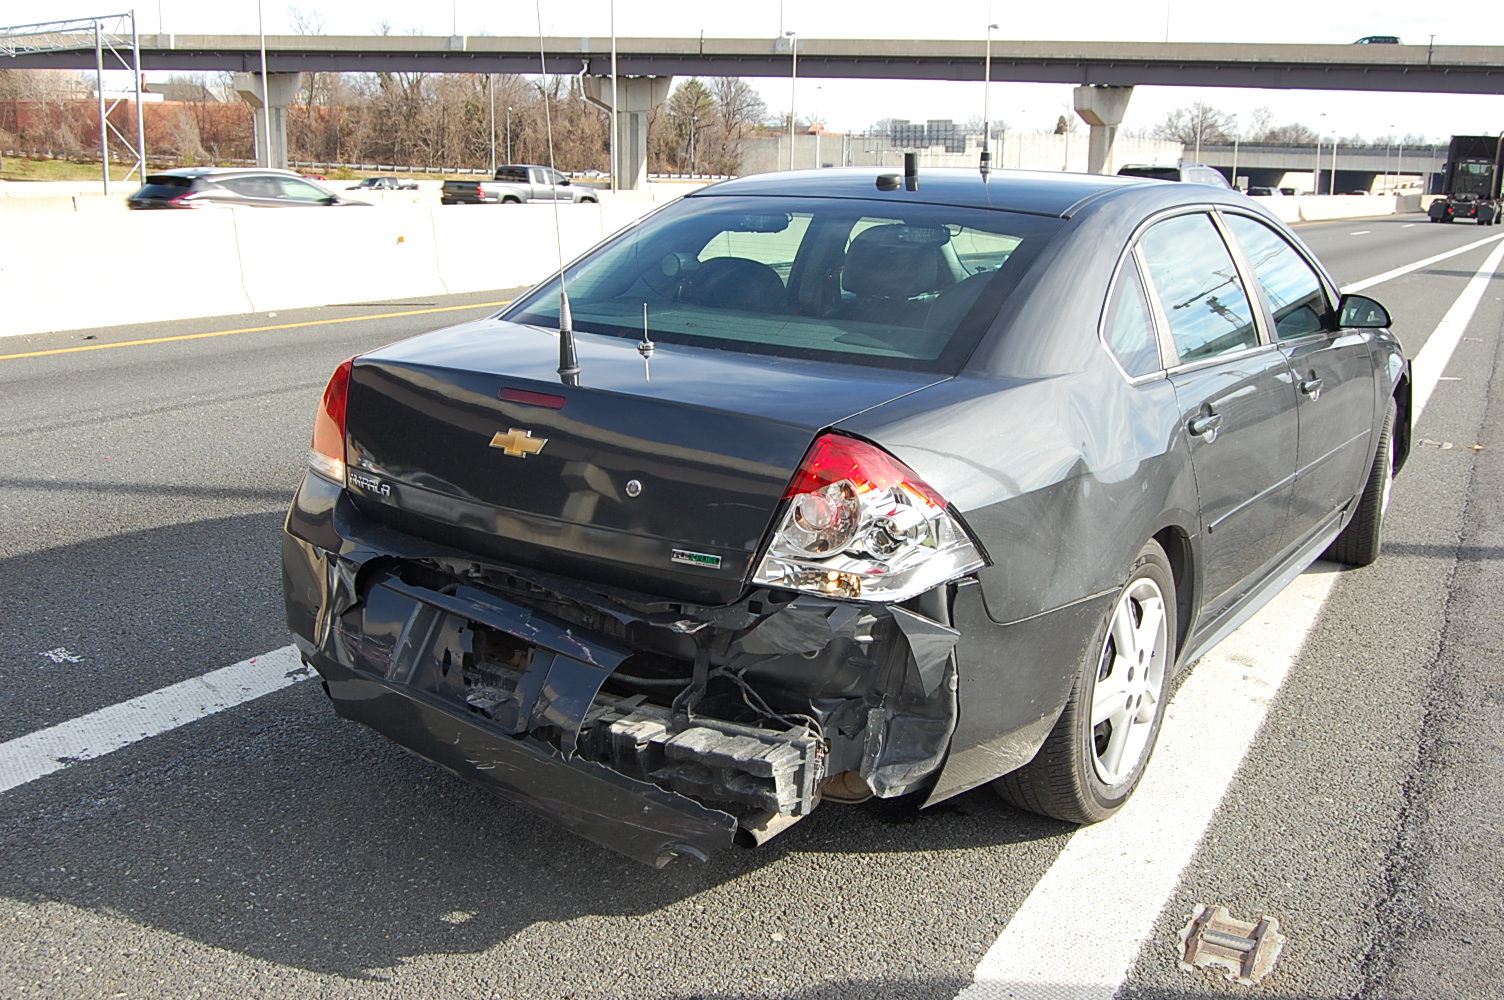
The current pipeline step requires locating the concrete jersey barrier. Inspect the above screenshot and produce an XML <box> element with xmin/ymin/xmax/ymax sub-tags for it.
<box><xmin>0</xmin><ymin>183</ymin><xmax>1416</xmax><ymax>340</ymax></box>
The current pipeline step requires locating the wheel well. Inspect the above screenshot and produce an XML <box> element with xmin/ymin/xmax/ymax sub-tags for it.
<box><xmin>1152</xmin><ymin>526</ymin><xmax>1195</xmax><ymax>666</ymax></box>
<box><xmin>1391</xmin><ymin>376</ymin><xmax>1413</xmax><ymax>475</ymax></box>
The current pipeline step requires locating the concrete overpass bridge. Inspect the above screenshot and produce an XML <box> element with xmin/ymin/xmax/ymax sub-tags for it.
<box><xmin>1194</xmin><ymin>142</ymin><xmax>1452</xmax><ymax>194</ymax></box>
<box><xmin>6</xmin><ymin>25</ymin><xmax>1504</xmax><ymax>187</ymax></box>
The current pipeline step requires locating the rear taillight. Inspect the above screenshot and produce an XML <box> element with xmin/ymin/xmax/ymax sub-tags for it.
<box><xmin>475</xmin><ymin>184</ymin><xmax>486</xmax><ymax>199</ymax></box>
<box><xmin>308</xmin><ymin>358</ymin><xmax>354</xmax><ymax>485</ymax></box>
<box><xmin>752</xmin><ymin>434</ymin><xmax>986</xmax><ymax>602</ymax></box>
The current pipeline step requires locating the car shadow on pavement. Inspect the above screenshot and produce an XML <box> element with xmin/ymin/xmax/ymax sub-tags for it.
<box><xmin>1</xmin><ymin>672</ymin><xmax>1072</xmax><ymax>986</ymax></box>
<box><xmin>1</xmin><ymin>500</ymin><xmax>1082</xmax><ymax>989</ymax></box>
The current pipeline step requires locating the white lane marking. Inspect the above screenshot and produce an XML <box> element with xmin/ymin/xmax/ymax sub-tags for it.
<box><xmin>1342</xmin><ymin>230</ymin><xmax>1504</xmax><ymax>293</ymax></box>
<box><xmin>1411</xmin><ymin>238</ymin><xmax>1504</xmax><ymax>416</ymax></box>
<box><xmin>1351</xmin><ymin>230</ymin><xmax>1371</xmax><ymax>235</ymax></box>
<box><xmin>956</xmin><ymin>241</ymin><xmax>1504</xmax><ymax>1000</ymax></box>
<box><xmin>961</xmin><ymin>573</ymin><xmax>1336</xmax><ymax>1000</ymax></box>
<box><xmin>0</xmin><ymin>645</ymin><xmax>309</xmax><ymax>794</ymax></box>
<box><xmin>1402</xmin><ymin>223</ymin><xmax>1417</xmax><ymax>228</ymax></box>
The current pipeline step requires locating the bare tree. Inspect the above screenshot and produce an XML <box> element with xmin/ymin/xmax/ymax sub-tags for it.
<box><xmin>706</xmin><ymin>77</ymin><xmax>765</xmax><ymax>174</ymax></box>
<box><xmin>1152</xmin><ymin>101</ymin><xmax>1236</xmax><ymax>146</ymax></box>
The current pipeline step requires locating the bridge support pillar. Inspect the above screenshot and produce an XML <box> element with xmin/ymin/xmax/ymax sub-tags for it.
<box><xmin>583</xmin><ymin>75</ymin><xmax>674</xmax><ymax>191</ymax></box>
<box><xmin>232</xmin><ymin>72</ymin><xmax>302</xmax><ymax>169</ymax></box>
<box><xmin>1073</xmin><ymin>85</ymin><xmax>1134</xmax><ymax>175</ymax></box>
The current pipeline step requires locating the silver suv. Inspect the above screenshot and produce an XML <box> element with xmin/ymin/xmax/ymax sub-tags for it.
<box><xmin>126</xmin><ymin>168</ymin><xmax>370</xmax><ymax>209</ymax></box>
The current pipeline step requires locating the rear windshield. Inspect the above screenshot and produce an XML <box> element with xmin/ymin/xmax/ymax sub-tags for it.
<box><xmin>1118</xmin><ymin>166</ymin><xmax>1180</xmax><ymax>182</ymax></box>
<box><xmin>505</xmin><ymin>194</ymin><xmax>1062</xmax><ymax>373</ymax></box>
<box><xmin>132</xmin><ymin>175</ymin><xmax>195</xmax><ymax>199</ymax></box>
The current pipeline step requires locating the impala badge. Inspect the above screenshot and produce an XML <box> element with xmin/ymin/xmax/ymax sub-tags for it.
<box><xmin>489</xmin><ymin>427</ymin><xmax>547</xmax><ymax>458</ymax></box>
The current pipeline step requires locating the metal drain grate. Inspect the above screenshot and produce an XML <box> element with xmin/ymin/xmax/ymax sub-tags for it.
<box><xmin>1178</xmin><ymin>904</ymin><xmax>1286</xmax><ymax>985</ymax></box>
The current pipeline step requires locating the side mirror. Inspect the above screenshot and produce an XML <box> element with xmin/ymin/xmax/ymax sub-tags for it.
<box><xmin>1338</xmin><ymin>293</ymin><xmax>1391</xmax><ymax>329</ymax></box>
<box><xmin>559</xmin><ymin>176</ymin><xmax>572</xmax><ymax>186</ymax></box>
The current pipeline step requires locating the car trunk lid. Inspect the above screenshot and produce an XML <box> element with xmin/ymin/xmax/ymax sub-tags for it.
<box><xmin>342</xmin><ymin>318</ymin><xmax>946</xmax><ymax>604</ymax></box>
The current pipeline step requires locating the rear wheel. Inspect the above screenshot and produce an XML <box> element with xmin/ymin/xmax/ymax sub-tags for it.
<box><xmin>995</xmin><ymin>540</ymin><xmax>1176</xmax><ymax>823</ymax></box>
<box><xmin>1323</xmin><ymin>399</ymin><xmax>1395</xmax><ymax>567</ymax></box>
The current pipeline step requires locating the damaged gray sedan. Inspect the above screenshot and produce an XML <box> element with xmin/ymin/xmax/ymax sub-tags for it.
<box><xmin>282</xmin><ymin>167</ymin><xmax>1410</xmax><ymax>866</ymax></box>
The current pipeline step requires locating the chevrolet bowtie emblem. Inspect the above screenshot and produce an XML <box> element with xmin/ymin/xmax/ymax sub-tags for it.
<box><xmin>489</xmin><ymin>427</ymin><xmax>547</xmax><ymax>457</ymax></box>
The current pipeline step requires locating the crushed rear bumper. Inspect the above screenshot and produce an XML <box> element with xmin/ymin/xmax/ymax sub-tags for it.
<box><xmin>305</xmin><ymin>646</ymin><xmax>740</xmax><ymax>867</ymax></box>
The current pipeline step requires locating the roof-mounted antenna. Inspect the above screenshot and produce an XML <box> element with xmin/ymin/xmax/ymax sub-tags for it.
<box><xmin>535</xmin><ymin>0</ymin><xmax>579</xmax><ymax>387</ymax></box>
<box><xmin>980</xmin><ymin>23</ymin><xmax>997</xmax><ymax>179</ymax></box>
<box><xmin>637</xmin><ymin>303</ymin><xmax>655</xmax><ymax>381</ymax></box>
<box><xmin>904</xmin><ymin>151</ymin><xmax>920</xmax><ymax>191</ymax></box>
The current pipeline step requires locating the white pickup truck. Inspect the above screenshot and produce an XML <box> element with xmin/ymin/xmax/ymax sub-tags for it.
<box><xmin>440</xmin><ymin>165</ymin><xmax>600</xmax><ymax>205</ymax></box>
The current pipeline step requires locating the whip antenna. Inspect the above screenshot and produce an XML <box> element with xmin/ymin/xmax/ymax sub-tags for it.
<box><xmin>535</xmin><ymin>0</ymin><xmax>579</xmax><ymax>386</ymax></box>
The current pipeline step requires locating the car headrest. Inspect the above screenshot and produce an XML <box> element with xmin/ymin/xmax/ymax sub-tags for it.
<box><xmin>841</xmin><ymin>224</ymin><xmax>950</xmax><ymax>299</ymax></box>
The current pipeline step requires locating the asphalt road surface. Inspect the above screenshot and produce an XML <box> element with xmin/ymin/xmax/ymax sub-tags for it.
<box><xmin>2</xmin><ymin>216</ymin><xmax>1501</xmax><ymax>1000</ymax></box>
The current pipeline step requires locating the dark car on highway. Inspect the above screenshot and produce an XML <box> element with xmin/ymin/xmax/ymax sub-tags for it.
<box><xmin>126</xmin><ymin>167</ymin><xmax>369</xmax><ymax>209</ymax></box>
<box><xmin>282</xmin><ymin>167</ymin><xmax>1411</xmax><ymax>866</ymax></box>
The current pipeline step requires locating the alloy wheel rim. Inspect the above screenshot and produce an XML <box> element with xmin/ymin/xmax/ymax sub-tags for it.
<box><xmin>1090</xmin><ymin>577</ymin><xmax>1169</xmax><ymax>787</ymax></box>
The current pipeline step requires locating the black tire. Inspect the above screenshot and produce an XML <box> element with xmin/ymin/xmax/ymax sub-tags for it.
<box><xmin>501</xmin><ymin>196</ymin><xmax>521</xmax><ymax>204</ymax></box>
<box><xmin>995</xmin><ymin>540</ymin><xmax>1177</xmax><ymax>824</ymax></box>
<box><xmin>1323</xmin><ymin>399</ymin><xmax>1396</xmax><ymax>567</ymax></box>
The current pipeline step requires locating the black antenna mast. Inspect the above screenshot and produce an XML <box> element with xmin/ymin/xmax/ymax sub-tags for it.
<box><xmin>980</xmin><ymin>23</ymin><xmax>997</xmax><ymax>179</ymax></box>
<box><xmin>535</xmin><ymin>1</ymin><xmax>579</xmax><ymax>386</ymax></box>
<box><xmin>638</xmin><ymin>303</ymin><xmax>655</xmax><ymax>381</ymax></box>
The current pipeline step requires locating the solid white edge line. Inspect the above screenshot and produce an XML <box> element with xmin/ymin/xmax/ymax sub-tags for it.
<box><xmin>0</xmin><ymin>645</ymin><xmax>309</xmax><ymax>794</ymax></box>
<box><xmin>955</xmin><ymin>238</ymin><xmax>1504</xmax><ymax>1000</ymax></box>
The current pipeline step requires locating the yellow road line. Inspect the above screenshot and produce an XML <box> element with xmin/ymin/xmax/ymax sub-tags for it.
<box><xmin>0</xmin><ymin>301</ymin><xmax>508</xmax><ymax>361</ymax></box>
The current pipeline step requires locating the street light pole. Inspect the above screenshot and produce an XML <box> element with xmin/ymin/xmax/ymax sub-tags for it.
<box><xmin>814</xmin><ymin>86</ymin><xmax>822</xmax><ymax>168</ymax></box>
<box><xmin>981</xmin><ymin>23</ymin><xmax>997</xmax><ymax>177</ymax></box>
<box><xmin>1329</xmin><ymin>133</ymin><xmax>1338</xmax><ymax>196</ymax></box>
<box><xmin>786</xmin><ymin>31</ymin><xmax>797</xmax><ymax>171</ymax></box>
<box><xmin>506</xmin><ymin>105</ymin><xmax>512</xmax><ymax>164</ymax></box>
<box><xmin>488</xmin><ymin>74</ymin><xmax>496</xmax><ymax>175</ymax></box>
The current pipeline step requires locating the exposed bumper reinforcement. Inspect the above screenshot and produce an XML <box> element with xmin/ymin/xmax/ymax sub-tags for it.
<box><xmin>312</xmin><ymin>654</ymin><xmax>740</xmax><ymax>867</ymax></box>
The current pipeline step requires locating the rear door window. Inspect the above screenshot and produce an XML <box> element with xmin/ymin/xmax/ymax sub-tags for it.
<box><xmin>1137</xmin><ymin>213</ymin><xmax>1260</xmax><ymax>364</ymax></box>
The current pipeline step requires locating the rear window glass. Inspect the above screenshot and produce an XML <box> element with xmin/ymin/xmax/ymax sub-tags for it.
<box><xmin>133</xmin><ymin>176</ymin><xmax>195</xmax><ymax>199</ymax></box>
<box><xmin>505</xmin><ymin>194</ymin><xmax>1061</xmax><ymax>373</ymax></box>
<box><xmin>1118</xmin><ymin>166</ymin><xmax>1179</xmax><ymax>182</ymax></box>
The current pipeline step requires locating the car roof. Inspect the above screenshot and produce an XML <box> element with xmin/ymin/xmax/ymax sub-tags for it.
<box><xmin>146</xmin><ymin>166</ymin><xmax>303</xmax><ymax>179</ymax></box>
<box><xmin>688</xmin><ymin>167</ymin><xmax>1233</xmax><ymax>219</ymax></box>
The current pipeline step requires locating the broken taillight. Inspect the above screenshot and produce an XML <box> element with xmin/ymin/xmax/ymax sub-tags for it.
<box><xmin>752</xmin><ymin>433</ymin><xmax>986</xmax><ymax>602</ymax></box>
<box><xmin>308</xmin><ymin>358</ymin><xmax>354</xmax><ymax>486</ymax></box>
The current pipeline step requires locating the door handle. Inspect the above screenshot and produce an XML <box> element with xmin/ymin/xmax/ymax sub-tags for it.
<box><xmin>1299</xmin><ymin>377</ymin><xmax>1324</xmax><ymax>400</ymax></box>
<box><xmin>1188</xmin><ymin>412</ymin><xmax>1223</xmax><ymax>441</ymax></box>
